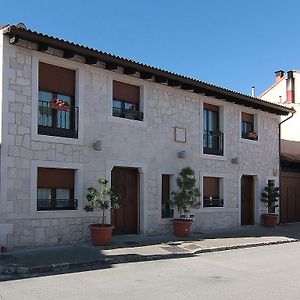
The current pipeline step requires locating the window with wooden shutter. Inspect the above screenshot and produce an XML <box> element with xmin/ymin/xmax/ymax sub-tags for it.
<box><xmin>112</xmin><ymin>81</ymin><xmax>143</xmax><ymax>121</ymax></box>
<box><xmin>38</xmin><ymin>63</ymin><xmax>78</xmax><ymax>138</ymax></box>
<box><xmin>203</xmin><ymin>177</ymin><xmax>223</xmax><ymax>207</ymax></box>
<box><xmin>241</xmin><ymin>112</ymin><xmax>257</xmax><ymax>140</ymax></box>
<box><xmin>37</xmin><ymin>168</ymin><xmax>77</xmax><ymax>211</ymax></box>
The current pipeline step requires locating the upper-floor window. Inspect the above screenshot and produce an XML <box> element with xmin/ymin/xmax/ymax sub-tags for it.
<box><xmin>203</xmin><ymin>103</ymin><xmax>223</xmax><ymax>155</ymax></box>
<box><xmin>241</xmin><ymin>112</ymin><xmax>258</xmax><ymax>141</ymax></box>
<box><xmin>37</xmin><ymin>167</ymin><xmax>77</xmax><ymax>211</ymax></box>
<box><xmin>38</xmin><ymin>63</ymin><xmax>78</xmax><ymax>138</ymax></box>
<box><xmin>113</xmin><ymin>81</ymin><xmax>143</xmax><ymax>121</ymax></box>
<box><xmin>203</xmin><ymin>176</ymin><xmax>224</xmax><ymax>207</ymax></box>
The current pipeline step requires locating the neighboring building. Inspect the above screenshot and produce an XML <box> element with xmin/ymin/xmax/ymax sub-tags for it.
<box><xmin>0</xmin><ymin>24</ymin><xmax>292</xmax><ymax>249</ymax></box>
<box><xmin>261</xmin><ymin>70</ymin><xmax>300</xmax><ymax>223</ymax></box>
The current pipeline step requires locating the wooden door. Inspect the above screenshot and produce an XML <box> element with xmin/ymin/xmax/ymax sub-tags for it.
<box><xmin>281</xmin><ymin>172</ymin><xmax>300</xmax><ymax>222</ymax></box>
<box><xmin>241</xmin><ymin>175</ymin><xmax>254</xmax><ymax>225</ymax></box>
<box><xmin>111</xmin><ymin>167</ymin><xmax>139</xmax><ymax>234</ymax></box>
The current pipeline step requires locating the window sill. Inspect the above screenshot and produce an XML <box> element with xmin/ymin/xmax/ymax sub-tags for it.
<box><xmin>108</xmin><ymin>115</ymin><xmax>147</xmax><ymax>127</ymax></box>
<box><xmin>198</xmin><ymin>207</ymin><xmax>238</xmax><ymax>213</ymax></box>
<box><xmin>240</xmin><ymin>137</ymin><xmax>260</xmax><ymax>145</ymax></box>
<box><xmin>201</xmin><ymin>153</ymin><xmax>226</xmax><ymax>161</ymax></box>
<box><xmin>32</xmin><ymin>132</ymin><xmax>84</xmax><ymax>145</ymax></box>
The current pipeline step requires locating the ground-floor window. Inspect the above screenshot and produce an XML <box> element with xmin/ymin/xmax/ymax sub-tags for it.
<box><xmin>161</xmin><ymin>174</ymin><xmax>174</xmax><ymax>218</ymax></box>
<box><xmin>203</xmin><ymin>176</ymin><xmax>224</xmax><ymax>207</ymax></box>
<box><xmin>37</xmin><ymin>167</ymin><xmax>77</xmax><ymax>211</ymax></box>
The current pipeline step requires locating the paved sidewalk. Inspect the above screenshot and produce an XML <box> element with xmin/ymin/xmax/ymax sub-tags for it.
<box><xmin>1</xmin><ymin>223</ymin><xmax>299</xmax><ymax>276</ymax></box>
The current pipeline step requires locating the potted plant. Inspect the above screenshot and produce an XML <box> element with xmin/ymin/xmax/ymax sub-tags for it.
<box><xmin>248</xmin><ymin>131</ymin><xmax>258</xmax><ymax>140</ymax></box>
<box><xmin>85</xmin><ymin>177</ymin><xmax>120</xmax><ymax>245</ymax></box>
<box><xmin>261</xmin><ymin>181</ymin><xmax>279</xmax><ymax>228</ymax></box>
<box><xmin>171</xmin><ymin>167</ymin><xmax>200</xmax><ymax>237</ymax></box>
<box><xmin>50</xmin><ymin>97</ymin><xmax>71</xmax><ymax>111</ymax></box>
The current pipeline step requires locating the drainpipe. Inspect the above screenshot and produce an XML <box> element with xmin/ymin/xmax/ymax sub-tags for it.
<box><xmin>278</xmin><ymin>111</ymin><xmax>295</xmax><ymax>222</ymax></box>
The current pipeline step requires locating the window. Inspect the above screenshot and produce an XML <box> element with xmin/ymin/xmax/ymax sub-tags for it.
<box><xmin>112</xmin><ymin>81</ymin><xmax>143</xmax><ymax>121</ymax></box>
<box><xmin>203</xmin><ymin>104</ymin><xmax>223</xmax><ymax>155</ymax></box>
<box><xmin>161</xmin><ymin>174</ymin><xmax>174</xmax><ymax>218</ymax></box>
<box><xmin>38</xmin><ymin>63</ymin><xmax>78</xmax><ymax>138</ymax></box>
<box><xmin>241</xmin><ymin>112</ymin><xmax>257</xmax><ymax>141</ymax></box>
<box><xmin>203</xmin><ymin>177</ymin><xmax>223</xmax><ymax>207</ymax></box>
<box><xmin>37</xmin><ymin>167</ymin><xmax>77</xmax><ymax>211</ymax></box>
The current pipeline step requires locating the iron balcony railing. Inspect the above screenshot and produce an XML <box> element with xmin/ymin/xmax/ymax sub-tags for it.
<box><xmin>38</xmin><ymin>100</ymin><xmax>79</xmax><ymax>138</ymax></box>
<box><xmin>203</xmin><ymin>130</ymin><xmax>224</xmax><ymax>156</ymax></box>
<box><xmin>203</xmin><ymin>198</ymin><xmax>224</xmax><ymax>208</ymax></box>
<box><xmin>37</xmin><ymin>198</ymin><xmax>78</xmax><ymax>211</ymax></box>
<box><xmin>112</xmin><ymin>107</ymin><xmax>143</xmax><ymax>121</ymax></box>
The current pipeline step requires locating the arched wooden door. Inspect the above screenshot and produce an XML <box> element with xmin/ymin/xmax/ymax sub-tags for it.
<box><xmin>111</xmin><ymin>167</ymin><xmax>139</xmax><ymax>234</ymax></box>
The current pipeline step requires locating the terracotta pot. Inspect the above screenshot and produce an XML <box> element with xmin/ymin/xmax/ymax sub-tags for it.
<box><xmin>172</xmin><ymin>219</ymin><xmax>193</xmax><ymax>237</ymax></box>
<box><xmin>89</xmin><ymin>224</ymin><xmax>115</xmax><ymax>245</ymax></box>
<box><xmin>262</xmin><ymin>214</ymin><xmax>278</xmax><ymax>228</ymax></box>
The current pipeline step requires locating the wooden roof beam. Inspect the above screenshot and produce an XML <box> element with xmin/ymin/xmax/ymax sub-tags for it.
<box><xmin>140</xmin><ymin>72</ymin><xmax>153</xmax><ymax>80</ymax></box>
<box><xmin>105</xmin><ymin>62</ymin><xmax>118</xmax><ymax>70</ymax></box>
<box><xmin>85</xmin><ymin>56</ymin><xmax>98</xmax><ymax>64</ymax></box>
<box><xmin>181</xmin><ymin>83</ymin><xmax>194</xmax><ymax>92</ymax></box>
<box><xmin>155</xmin><ymin>76</ymin><xmax>168</xmax><ymax>84</ymax></box>
<box><xmin>168</xmin><ymin>80</ymin><xmax>181</xmax><ymax>88</ymax></box>
<box><xmin>123</xmin><ymin>67</ymin><xmax>137</xmax><ymax>75</ymax></box>
<box><xmin>37</xmin><ymin>43</ymin><xmax>48</xmax><ymax>52</ymax></box>
<box><xmin>63</xmin><ymin>50</ymin><xmax>75</xmax><ymax>59</ymax></box>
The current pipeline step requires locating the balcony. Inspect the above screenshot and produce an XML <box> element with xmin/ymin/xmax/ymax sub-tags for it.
<box><xmin>38</xmin><ymin>100</ymin><xmax>79</xmax><ymax>138</ymax></box>
<box><xmin>37</xmin><ymin>198</ymin><xmax>78</xmax><ymax>211</ymax></box>
<box><xmin>203</xmin><ymin>198</ymin><xmax>224</xmax><ymax>207</ymax></box>
<box><xmin>113</xmin><ymin>107</ymin><xmax>143</xmax><ymax>121</ymax></box>
<box><xmin>203</xmin><ymin>130</ymin><xmax>223</xmax><ymax>155</ymax></box>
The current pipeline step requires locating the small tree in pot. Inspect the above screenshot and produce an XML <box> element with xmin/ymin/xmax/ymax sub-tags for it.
<box><xmin>171</xmin><ymin>167</ymin><xmax>200</xmax><ymax>237</ymax></box>
<box><xmin>85</xmin><ymin>177</ymin><xmax>120</xmax><ymax>245</ymax></box>
<box><xmin>261</xmin><ymin>181</ymin><xmax>279</xmax><ymax>228</ymax></box>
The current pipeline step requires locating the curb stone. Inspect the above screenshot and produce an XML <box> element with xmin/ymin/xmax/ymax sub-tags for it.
<box><xmin>1</xmin><ymin>239</ymin><xmax>298</xmax><ymax>275</ymax></box>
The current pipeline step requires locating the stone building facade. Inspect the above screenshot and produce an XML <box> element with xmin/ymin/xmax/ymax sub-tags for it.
<box><xmin>0</xmin><ymin>25</ymin><xmax>292</xmax><ymax>249</ymax></box>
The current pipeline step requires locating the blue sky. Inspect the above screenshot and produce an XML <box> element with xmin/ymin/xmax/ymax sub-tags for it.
<box><xmin>1</xmin><ymin>0</ymin><xmax>299</xmax><ymax>96</ymax></box>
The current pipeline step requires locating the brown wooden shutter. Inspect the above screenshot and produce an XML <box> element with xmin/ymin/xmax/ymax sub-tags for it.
<box><xmin>38</xmin><ymin>168</ymin><xmax>74</xmax><ymax>188</ymax></box>
<box><xmin>242</xmin><ymin>112</ymin><xmax>254</xmax><ymax>123</ymax></box>
<box><xmin>113</xmin><ymin>81</ymin><xmax>140</xmax><ymax>104</ymax></box>
<box><xmin>162</xmin><ymin>175</ymin><xmax>170</xmax><ymax>205</ymax></box>
<box><xmin>39</xmin><ymin>62</ymin><xmax>75</xmax><ymax>96</ymax></box>
<box><xmin>203</xmin><ymin>103</ymin><xmax>219</xmax><ymax>112</ymax></box>
<box><xmin>203</xmin><ymin>177</ymin><xmax>219</xmax><ymax>198</ymax></box>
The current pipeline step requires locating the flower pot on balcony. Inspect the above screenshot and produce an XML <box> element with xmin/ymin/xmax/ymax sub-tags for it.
<box><xmin>50</xmin><ymin>98</ymin><xmax>71</xmax><ymax>111</ymax></box>
<box><xmin>262</xmin><ymin>214</ymin><xmax>278</xmax><ymax>228</ymax></box>
<box><xmin>172</xmin><ymin>219</ymin><xmax>193</xmax><ymax>237</ymax></box>
<box><xmin>89</xmin><ymin>224</ymin><xmax>115</xmax><ymax>245</ymax></box>
<box><xmin>248</xmin><ymin>131</ymin><xmax>258</xmax><ymax>140</ymax></box>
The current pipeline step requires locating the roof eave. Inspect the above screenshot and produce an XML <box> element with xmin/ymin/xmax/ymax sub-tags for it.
<box><xmin>2</xmin><ymin>25</ymin><xmax>294</xmax><ymax>116</ymax></box>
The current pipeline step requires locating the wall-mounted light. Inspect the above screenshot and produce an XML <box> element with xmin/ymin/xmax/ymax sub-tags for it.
<box><xmin>231</xmin><ymin>157</ymin><xmax>239</xmax><ymax>165</ymax></box>
<box><xmin>177</xmin><ymin>150</ymin><xmax>186</xmax><ymax>159</ymax></box>
<box><xmin>93</xmin><ymin>140</ymin><xmax>102</xmax><ymax>151</ymax></box>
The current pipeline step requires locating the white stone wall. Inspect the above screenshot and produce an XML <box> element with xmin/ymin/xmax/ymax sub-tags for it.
<box><xmin>0</xmin><ymin>35</ymin><xmax>280</xmax><ymax>249</ymax></box>
<box><xmin>260</xmin><ymin>73</ymin><xmax>299</xmax><ymax>143</ymax></box>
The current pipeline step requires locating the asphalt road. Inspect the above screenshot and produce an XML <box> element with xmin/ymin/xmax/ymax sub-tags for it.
<box><xmin>1</xmin><ymin>242</ymin><xmax>300</xmax><ymax>300</ymax></box>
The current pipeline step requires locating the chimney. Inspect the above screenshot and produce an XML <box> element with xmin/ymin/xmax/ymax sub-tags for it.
<box><xmin>275</xmin><ymin>70</ymin><xmax>284</xmax><ymax>83</ymax></box>
<box><xmin>251</xmin><ymin>86</ymin><xmax>255</xmax><ymax>97</ymax></box>
<box><xmin>286</xmin><ymin>70</ymin><xmax>295</xmax><ymax>103</ymax></box>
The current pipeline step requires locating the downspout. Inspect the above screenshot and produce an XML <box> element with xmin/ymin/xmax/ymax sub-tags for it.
<box><xmin>278</xmin><ymin>111</ymin><xmax>295</xmax><ymax>222</ymax></box>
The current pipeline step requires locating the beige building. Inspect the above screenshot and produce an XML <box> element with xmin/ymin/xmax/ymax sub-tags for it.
<box><xmin>0</xmin><ymin>24</ymin><xmax>293</xmax><ymax>249</ymax></box>
<box><xmin>260</xmin><ymin>70</ymin><xmax>299</xmax><ymax>222</ymax></box>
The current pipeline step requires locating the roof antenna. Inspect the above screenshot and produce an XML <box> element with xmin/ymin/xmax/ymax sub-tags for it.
<box><xmin>251</xmin><ymin>86</ymin><xmax>255</xmax><ymax>97</ymax></box>
<box><xmin>16</xmin><ymin>23</ymin><xmax>27</xmax><ymax>30</ymax></box>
